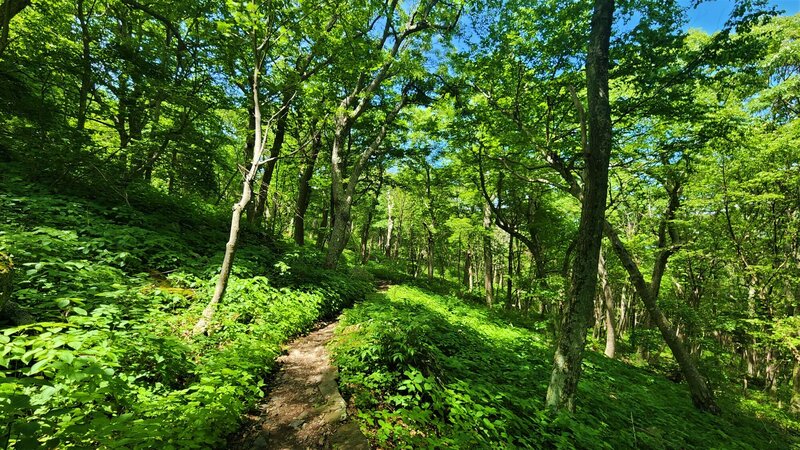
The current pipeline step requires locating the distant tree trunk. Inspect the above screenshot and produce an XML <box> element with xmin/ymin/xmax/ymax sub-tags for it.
<box><xmin>605</xmin><ymin>222</ymin><xmax>720</xmax><ymax>413</ymax></box>
<box><xmin>546</xmin><ymin>0</ymin><xmax>614</xmax><ymax>413</ymax></box>
<box><xmin>507</xmin><ymin>234</ymin><xmax>514</xmax><ymax>308</ymax></box>
<box><xmin>252</xmin><ymin>91</ymin><xmax>291</xmax><ymax>225</ymax></box>
<box><xmin>425</xmin><ymin>224</ymin><xmax>435</xmax><ymax>279</ymax></box>
<box><xmin>76</xmin><ymin>0</ymin><xmax>92</xmax><ymax>132</ymax></box>
<box><xmin>792</xmin><ymin>352</ymin><xmax>800</xmax><ymax>414</ymax></box>
<box><xmin>598</xmin><ymin>251</ymin><xmax>616</xmax><ymax>358</ymax></box>
<box><xmin>764</xmin><ymin>348</ymin><xmax>779</xmax><ymax>394</ymax></box>
<box><xmin>193</xmin><ymin>57</ymin><xmax>266</xmax><ymax>336</ymax></box>
<box><xmin>463</xmin><ymin>248</ymin><xmax>472</xmax><ymax>288</ymax></box>
<box><xmin>385</xmin><ymin>192</ymin><xmax>394</xmax><ymax>257</ymax></box>
<box><xmin>360</xmin><ymin>170</ymin><xmax>384</xmax><ymax>264</ymax></box>
<box><xmin>293</xmin><ymin>131</ymin><xmax>322</xmax><ymax>245</ymax></box>
<box><xmin>483</xmin><ymin>202</ymin><xmax>494</xmax><ymax>307</ymax></box>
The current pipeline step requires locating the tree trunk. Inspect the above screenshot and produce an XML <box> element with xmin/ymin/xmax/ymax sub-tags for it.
<box><xmin>792</xmin><ymin>352</ymin><xmax>800</xmax><ymax>414</ymax></box>
<box><xmin>483</xmin><ymin>202</ymin><xmax>494</xmax><ymax>307</ymax></box>
<box><xmin>293</xmin><ymin>132</ymin><xmax>322</xmax><ymax>245</ymax></box>
<box><xmin>361</xmin><ymin>171</ymin><xmax>384</xmax><ymax>264</ymax></box>
<box><xmin>599</xmin><ymin>252</ymin><xmax>616</xmax><ymax>358</ymax></box>
<box><xmin>0</xmin><ymin>253</ymin><xmax>10</xmax><ymax>314</ymax></box>
<box><xmin>507</xmin><ymin>233</ymin><xmax>514</xmax><ymax>308</ymax></box>
<box><xmin>193</xmin><ymin>57</ymin><xmax>265</xmax><ymax>336</ymax></box>
<box><xmin>605</xmin><ymin>222</ymin><xmax>720</xmax><ymax>413</ymax></box>
<box><xmin>385</xmin><ymin>192</ymin><xmax>394</xmax><ymax>257</ymax></box>
<box><xmin>0</xmin><ymin>0</ymin><xmax>30</xmax><ymax>55</ymax></box>
<box><xmin>76</xmin><ymin>0</ymin><xmax>92</xmax><ymax>132</ymax></box>
<box><xmin>463</xmin><ymin>249</ymin><xmax>472</xmax><ymax>288</ymax></box>
<box><xmin>325</xmin><ymin>99</ymin><xmax>404</xmax><ymax>269</ymax></box>
<box><xmin>0</xmin><ymin>253</ymin><xmax>32</xmax><ymax>325</ymax></box>
<box><xmin>426</xmin><ymin>225</ymin><xmax>434</xmax><ymax>279</ymax></box>
<box><xmin>546</xmin><ymin>0</ymin><xmax>614</xmax><ymax>413</ymax></box>
<box><xmin>252</xmin><ymin>91</ymin><xmax>291</xmax><ymax>225</ymax></box>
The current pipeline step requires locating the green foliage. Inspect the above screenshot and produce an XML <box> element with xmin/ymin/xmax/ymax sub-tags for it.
<box><xmin>332</xmin><ymin>285</ymin><xmax>799</xmax><ymax>449</ymax></box>
<box><xmin>0</xmin><ymin>169</ymin><xmax>370</xmax><ymax>448</ymax></box>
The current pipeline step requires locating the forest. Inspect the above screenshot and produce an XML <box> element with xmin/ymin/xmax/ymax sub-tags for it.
<box><xmin>0</xmin><ymin>0</ymin><xmax>799</xmax><ymax>448</ymax></box>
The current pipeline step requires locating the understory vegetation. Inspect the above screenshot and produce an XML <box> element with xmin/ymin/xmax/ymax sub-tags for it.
<box><xmin>333</xmin><ymin>284</ymin><xmax>799</xmax><ymax>449</ymax></box>
<box><xmin>2</xmin><ymin>0</ymin><xmax>800</xmax><ymax>448</ymax></box>
<box><xmin>0</xmin><ymin>169</ymin><xmax>370</xmax><ymax>449</ymax></box>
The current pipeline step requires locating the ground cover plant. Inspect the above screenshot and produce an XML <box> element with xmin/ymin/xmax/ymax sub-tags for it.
<box><xmin>2</xmin><ymin>0</ymin><xmax>800</xmax><ymax>448</ymax></box>
<box><xmin>332</xmin><ymin>285</ymin><xmax>800</xmax><ymax>449</ymax></box>
<box><xmin>0</xmin><ymin>171</ymin><xmax>371</xmax><ymax>448</ymax></box>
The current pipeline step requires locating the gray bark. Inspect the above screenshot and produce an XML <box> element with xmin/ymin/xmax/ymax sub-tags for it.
<box><xmin>599</xmin><ymin>251</ymin><xmax>616</xmax><ymax>358</ymax></box>
<box><xmin>193</xmin><ymin>53</ymin><xmax>267</xmax><ymax>335</ymax></box>
<box><xmin>545</xmin><ymin>0</ymin><xmax>614</xmax><ymax>413</ymax></box>
<box><xmin>483</xmin><ymin>202</ymin><xmax>494</xmax><ymax>307</ymax></box>
<box><xmin>605</xmin><ymin>221</ymin><xmax>720</xmax><ymax>413</ymax></box>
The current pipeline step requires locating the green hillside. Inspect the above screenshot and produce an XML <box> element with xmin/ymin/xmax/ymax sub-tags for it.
<box><xmin>333</xmin><ymin>285</ymin><xmax>799</xmax><ymax>449</ymax></box>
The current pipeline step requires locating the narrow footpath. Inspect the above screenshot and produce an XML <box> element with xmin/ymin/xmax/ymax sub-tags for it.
<box><xmin>230</xmin><ymin>322</ymin><xmax>369</xmax><ymax>449</ymax></box>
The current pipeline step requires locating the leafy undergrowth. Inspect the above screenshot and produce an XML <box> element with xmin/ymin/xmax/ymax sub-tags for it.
<box><xmin>331</xmin><ymin>285</ymin><xmax>799</xmax><ymax>449</ymax></box>
<box><xmin>0</xmin><ymin>172</ymin><xmax>372</xmax><ymax>449</ymax></box>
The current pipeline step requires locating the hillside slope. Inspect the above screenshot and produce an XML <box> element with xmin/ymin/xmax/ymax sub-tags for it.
<box><xmin>332</xmin><ymin>285</ymin><xmax>799</xmax><ymax>449</ymax></box>
<box><xmin>0</xmin><ymin>169</ymin><xmax>371</xmax><ymax>449</ymax></box>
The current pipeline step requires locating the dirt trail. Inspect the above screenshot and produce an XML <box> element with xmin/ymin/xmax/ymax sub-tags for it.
<box><xmin>231</xmin><ymin>322</ymin><xmax>369</xmax><ymax>450</ymax></box>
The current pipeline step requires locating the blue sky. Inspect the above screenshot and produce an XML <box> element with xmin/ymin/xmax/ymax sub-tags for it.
<box><xmin>682</xmin><ymin>0</ymin><xmax>800</xmax><ymax>31</ymax></box>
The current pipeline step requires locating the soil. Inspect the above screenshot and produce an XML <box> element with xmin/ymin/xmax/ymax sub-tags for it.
<box><xmin>230</xmin><ymin>322</ymin><xmax>370</xmax><ymax>450</ymax></box>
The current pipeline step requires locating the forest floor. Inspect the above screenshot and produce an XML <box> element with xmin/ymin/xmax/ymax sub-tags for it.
<box><xmin>329</xmin><ymin>284</ymin><xmax>800</xmax><ymax>448</ymax></box>
<box><xmin>230</xmin><ymin>321</ymin><xmax>369</xmax><ymax>450</ymax></box>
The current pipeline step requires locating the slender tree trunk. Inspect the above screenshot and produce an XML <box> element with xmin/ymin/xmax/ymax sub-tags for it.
<box><xmin>76</xmin><ymin>0</ymin><xmax>92</xmax><ymax>132</ymax></box>
<box><xmin>483</xmin><ymin>202</ymin><xmax>494</xmax><ymax>307</ymax></box>
<box><xmin>426</xmin><ymin>226</ymin><xmax>435</xmax><ymax>279</ymax></box>
<box><xmin>386</xmin><ymin>192</ymin><xmax>394</xmax><ymax>257</ymax></box>
<box><xmin>463</xmin><ymin>249</ymin><xmax>472</xmax><ymax>288</ymax></box>
<box><xmin>605</xmin><ymin>222</ymin><xmax>720</xmax><ymax>413</ymax></box>
<box><xmin>293</xmin><ymin>132</ymin><xmax>322</xmax><ymax>245</ymax></box>
<box><xmin>361</xmin><ymin>171</ymin><xmax>384</xmax><ymax>264</ymax></box>
<box><xmin>507</xmin><ymin>233</ymin><xmax>514</xmax><ymax>308</ymax></box>
<box><xmin>252</xmin><ymin>91</ymin><xmax>291</xmax><ymax>225</ymax></box>
<box><xmin>242</xmin><ymin>99</ymin><xmax>257</xmax><ymax>218</ymax></box>
<box><xmin>598</xmin><ymin>252</ymin><xmax>616</xmax><ymax>358</ymax></box>
<box><xmin>193</xmin><ymin>54</ymin><xmax>265</xmax><ymax>336</ymax></box>
<box><xmin>792</xmin><ymin>352</ymin><xmax>800</xmax><ymax>414</ymax></box>
<box><xmin>546</xmin><ymin>0</ymin><xmax>614</xmax><ymax>412</ymax></box>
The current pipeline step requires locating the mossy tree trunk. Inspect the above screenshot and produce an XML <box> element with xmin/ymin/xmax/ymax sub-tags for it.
<box><xmin>545</xmin><ymin>0</ymin><xmax>614</xmax><ymax>413</ymax></box>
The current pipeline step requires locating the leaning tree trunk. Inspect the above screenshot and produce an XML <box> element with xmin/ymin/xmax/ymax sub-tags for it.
<box><xmin>605</xmin><ymin>222</ymin><xmax>720</xmax><ymax>413</ymax></box>
<box><xmin>546</xmin><ymin>0</ymin><xmax>614</xmax><ymax>413</ymax></box>
<box><xmin>193</xmin><ymin>58</ymin><xmax>266</xmax><ymax>336</ymax></box>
